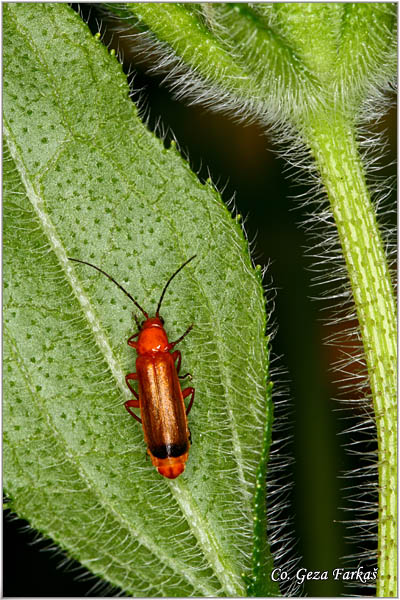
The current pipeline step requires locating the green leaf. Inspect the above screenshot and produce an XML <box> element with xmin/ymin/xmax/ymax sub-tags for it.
<box><xmin>105</xmin><ymin>4</ymin><xmax>397</xmax><ymax>595</ymax></box>
<box><xmin>3</xmin><ymin>3</ymin><xmax>277</xmax><ymax>596</ymax></box>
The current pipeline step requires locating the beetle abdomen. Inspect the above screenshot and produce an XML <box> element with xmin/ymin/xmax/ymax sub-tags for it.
<box><xmin>150</xmin><ymin>442</ymin><xmax>189</xmax><ymax>459</ymax></box>
<box><xmin>137</xmin><ymin>352</ymin><xmax>190</xmax><ymax>477</ymax></box>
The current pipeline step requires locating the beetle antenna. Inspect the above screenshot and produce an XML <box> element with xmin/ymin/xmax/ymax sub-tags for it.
<box><xmin>156</xmin><ymin>255</ymin><xmax>196</xmax><ymax>316</ymax></box>
<box><xmin>68</xmin><ymin>258</ymin><xmax>149</xmax><ymax>319</ymax></box>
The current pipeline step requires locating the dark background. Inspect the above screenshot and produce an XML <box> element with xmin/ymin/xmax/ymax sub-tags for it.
<box><xmin>4</xmin><ymin>4</ymin><xmax>396</xmax><ymax>598</ymax></box>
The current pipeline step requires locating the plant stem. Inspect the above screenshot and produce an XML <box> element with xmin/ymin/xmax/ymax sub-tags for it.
<box><xmin>304</xmin><ymin>112</ymin><xmax>397</xmax><ymax>597</ymax></box>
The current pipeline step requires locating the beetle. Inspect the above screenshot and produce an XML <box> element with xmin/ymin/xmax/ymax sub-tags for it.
<box><xmin>68</xmin><ymin>255</ymin><xmax>196</xmax><ymax>479</ymax></box>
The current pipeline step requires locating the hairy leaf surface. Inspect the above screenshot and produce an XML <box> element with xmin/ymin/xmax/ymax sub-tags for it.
<box><xmin>3</xmin><ymin>4</ymin><xmax>276</xmax><ymax>596</ymax></box>
<box><xmin>102</xmin><ymin>4</ymin><xmax>397</xmax><ymax>594</ymax></box>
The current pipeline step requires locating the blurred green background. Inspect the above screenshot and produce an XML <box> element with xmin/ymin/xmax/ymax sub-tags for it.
<box><xmin>4</xmin><ymin>5</ymin><xmax>396</xmax><ymax>597</ymax></box>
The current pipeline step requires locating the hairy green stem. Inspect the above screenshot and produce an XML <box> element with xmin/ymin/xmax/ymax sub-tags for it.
<box><xmin>305</xmin><ymin>112</ymin><xmax>397</xmax><ymax>597</ymax></box>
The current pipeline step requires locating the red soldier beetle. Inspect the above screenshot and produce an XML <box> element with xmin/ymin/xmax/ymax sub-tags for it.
<box><xmin>68</xmin><ymin>255</ymin><xmax>196</xmax><ymax>479</ymax></box>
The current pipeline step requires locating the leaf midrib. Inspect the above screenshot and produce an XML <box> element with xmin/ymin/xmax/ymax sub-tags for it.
<box><xmin>5</xmin><ymin>7</ymin><xmax>256</xmax><ymax>593</ymax></box>
<box><xmin>5</xmin><ymin>113</ymin><xmax>247</xmax><ymax>595</ymax></box>
<box><xmin>5</xmin><ymin>100</ymin><xmax>248</xmax><ymax>592</ymax></box>
<box><xmin>3</xmin><ymin>326</ymin><xmax>203</xmax><ymax>596</ymax></box>
<box><xmin>4</xmin><ymin>127</ymin><xmax>221</xmax><ymax>596</ymax></box>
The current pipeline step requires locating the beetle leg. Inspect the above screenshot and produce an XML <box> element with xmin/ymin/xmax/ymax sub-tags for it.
<box><xmin>171</xmin><ymin>350</ymin><xmax>182</xmax><ymax>372</ymax></box>
<box><xmin>124</xmin><ymin>399</ymin><xmax>142</xmax><ymax>424</ymax></box>
<box><xmin>125</xmin><ymin>372</ymin><xmax>139</xmax><ymax>397</ymax></box>
<box><xmin>178</xmin><ymin>373</ymin><xmax>192</xmax><ymax>380</ymax></box>
<box><xmin>172</xmin><ymin>349</ymin><xmax>192</xmax><ymax>380</ymax></box>
<box><xmin>183</xmin><ymin>387</ymin><xmax>195</xmax><ymax>415</ymax></box>
<box><xmin>169</xmin><ymin>324</ymin><xmax>193</xmax><ymax>348</ymax></box>
<box><xmin>127</xmin><ymin>332</ymin><xmax>139</xmax><ymax>348</ymax></box>
<box><xmin>179</xmin><ymin>372</ymin><xmax>192</xmax><ymax>380</ymax></box>
<box><xmin>179</xmin><ymin>372</ymin><xmax>192</xmax><ymax>381</ymax></box>
<box><xmin>124</xmin><ymin>373</ymin><xmax>141</xmax><ymax>423</ymax></box>
<box><xmin>127</xmin><ymin>315</ymin><xmax>142</xmax><ymax>347</ymax></box>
